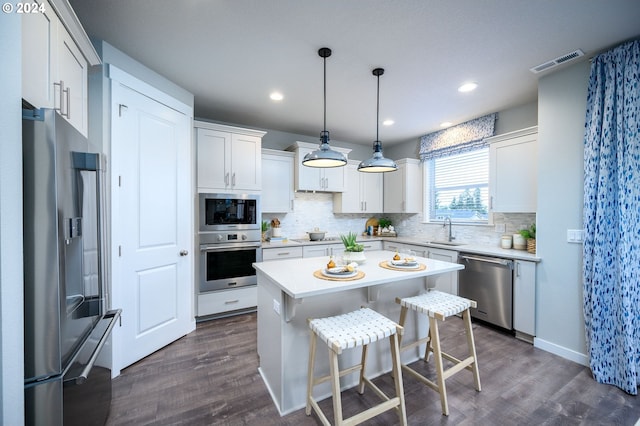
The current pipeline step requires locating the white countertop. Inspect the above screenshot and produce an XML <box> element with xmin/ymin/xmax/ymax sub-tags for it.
<box><xmin>253</xmin><ymin>249</ymin><xmax>463</xmax><ymax>299</ymax></box>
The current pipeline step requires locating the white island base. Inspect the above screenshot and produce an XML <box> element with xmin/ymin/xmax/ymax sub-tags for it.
<box><xmin>254</xmin><ymin>250</ymin><xmax>463</xmax><ymax>415</ymax></box>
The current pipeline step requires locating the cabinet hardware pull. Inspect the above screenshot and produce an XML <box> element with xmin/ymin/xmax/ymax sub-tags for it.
<box><xmin>179</xmin><ymin>250</ymin><xmax>189</xmax><ymax>256</ymax></box>
<box><xmin>65</xmin><ymin>86</ymin><xmax>71</xmax><ymax>119</ymax></box>
<box><xmin>232</xmin><ymin>172</ymin><xmax>236</xmax><ymax>186</ymax></box>
<box><xmin>224</xmin><ymin>299</ymin><xmax>240</xmax><ymax>304</ymax></box>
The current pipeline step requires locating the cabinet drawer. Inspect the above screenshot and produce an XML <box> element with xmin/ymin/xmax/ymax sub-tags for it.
<box><xmin>262</xmin><ymin>246</ymin><xmax>303</xmax><ymax>261</ymax></box>
<box><xmin>197</xmin><ymin>286</ymin><xmax>256</xmax><ymax>317</ymax></box>
<box><xmin>361</xmin><ymin>241</ymin><xmax>382</xmax><ymax>251</ymax></box>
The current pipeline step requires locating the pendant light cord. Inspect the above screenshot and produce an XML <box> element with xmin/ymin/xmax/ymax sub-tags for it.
<box><xmin>376</xmin><ymin>71</ymin><xmax>380</xmax><ymax>142</ymax></box>
<box><xmin>324</xmin><ymin>54</ymin><xmax>327</xmax><ymax>133</ymax></box>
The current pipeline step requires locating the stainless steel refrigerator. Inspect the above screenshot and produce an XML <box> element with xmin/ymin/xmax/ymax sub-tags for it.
<box><xmin>22</xmin><ymin>108</ymin><xmax>121</xmax><ymax>426</ymax></box>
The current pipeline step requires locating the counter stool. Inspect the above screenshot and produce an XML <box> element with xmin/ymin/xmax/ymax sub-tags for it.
<box><xmin>306</xmin><ymin>307</ymin><xmax>407</xmax><ymax>426</ymax></box>
<box><xmin>396</xmin><ymin>290</ymin><xmax>481</xmax><ymax>416</ymax></box>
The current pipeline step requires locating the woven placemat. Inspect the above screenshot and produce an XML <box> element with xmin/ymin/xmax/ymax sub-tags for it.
<box><xmin>313</xmin><ymin>269</ymin><xmax>365</xmax><ymax>281</ymax></box>
<box><xmin>378</xmin><ymin>261</ymin><xmax>426</xmax><ymax>272</ymax></box>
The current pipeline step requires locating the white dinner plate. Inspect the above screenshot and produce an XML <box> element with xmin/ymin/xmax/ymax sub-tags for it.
<box><xmin>323</xmin><ymin>267</ymin><xmax>357</xmax><ymax>278</ymax></box>
<box><xmin>390</xmin><ymin>259</ymin><xmax>418</xmax><ymax>267</ymax></box>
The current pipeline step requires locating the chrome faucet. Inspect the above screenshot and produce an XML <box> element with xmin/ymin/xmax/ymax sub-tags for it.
<box><xmin>443</xmin><ymin>216</ymin><xmax>454</xmax><ymax>242</ymax></box>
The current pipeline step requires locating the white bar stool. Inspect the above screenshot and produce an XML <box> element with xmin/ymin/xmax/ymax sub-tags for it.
<box><xmin>306</xmin><ymin>307</ymin><xmax>407</xmax><ymax>426</ymax></box>
<box><xmin>396</xmin><ymin>290</ymin><xmax>481</xmax><ymax>416</ymax></box>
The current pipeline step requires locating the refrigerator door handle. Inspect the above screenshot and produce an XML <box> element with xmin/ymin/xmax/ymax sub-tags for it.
<box><xmin>69</xmin><ymin>309</ymin><xmax>121</xmax><ymax>385</ymax></box>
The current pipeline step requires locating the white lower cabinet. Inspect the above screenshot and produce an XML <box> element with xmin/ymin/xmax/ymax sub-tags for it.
<box><xmin>360</xmin><ymin>241</ymin><xmax>383</xmax><ymax>251</ymax></box>
<box><xmin>513</xmin><ymin>260</ymin><xmax>536</xmax><ymax>339</ymax></box>
<box><xmin>383</xmin><ymin>242</ymin><xmax>458</xmax><ymax>294</ymax></box>
<box><xmin>262</xmin><ymin>246</ymin><xmax>303</xmax><ymax>261</ymax></box>
<box><xmin>197</xmin><ymin>286</ymin><xmax>257</xmax><ymax>317</ymax></box>
<box><xmin>425</xmin><ymin>247</ymin><xmax>458</xmax><ymax>295</ymax></box>
<box><xmin>302</xmin><ymin>244</ymin><xmax>344</xmax><ymax>258</ymax></box>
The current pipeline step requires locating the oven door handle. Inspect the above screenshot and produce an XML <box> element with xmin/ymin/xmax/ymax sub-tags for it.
<box><xmin>200</xmin><ymin>243</ymin><xmax>262</xmax><ymax>252</ymax></box>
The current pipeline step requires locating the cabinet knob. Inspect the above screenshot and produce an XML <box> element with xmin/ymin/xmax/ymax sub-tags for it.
<box><xmin>179</xmin><ymin>250</ymin><xmax>189</xmax><ymax>256</ymax></box>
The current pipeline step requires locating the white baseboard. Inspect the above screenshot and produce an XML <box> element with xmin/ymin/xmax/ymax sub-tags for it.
<box><xmin>534</xmin><ymin>337</ymin><xmax>589</xmax><ymax>367</ymax></box>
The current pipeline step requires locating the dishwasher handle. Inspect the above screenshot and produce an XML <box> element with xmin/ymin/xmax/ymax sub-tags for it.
<box><xmin>459</xmin><ymin>254</ymin><xmax>513</xmax><ymax>268</ymax></box>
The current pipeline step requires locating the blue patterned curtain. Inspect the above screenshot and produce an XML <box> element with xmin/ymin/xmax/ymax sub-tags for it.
<box><xmin>583</xmin><ymin>39</ymin><xmax>640</xmax><ymax>395</ymax></box>
<box><xmin>419</xmin><ymin>113</ymin><xmax>496</xmax><ymax>161</ymax></box>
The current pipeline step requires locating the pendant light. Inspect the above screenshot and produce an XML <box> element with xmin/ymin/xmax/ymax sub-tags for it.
<box><xmin>358</xmin><ymin>68</ymin><xmax>397</xmax><ymax>173</ymax></box>
<box><xmin>302</xmin><ymin>47</ymin><xmax>347</xmax><ymax>168</ymax></box>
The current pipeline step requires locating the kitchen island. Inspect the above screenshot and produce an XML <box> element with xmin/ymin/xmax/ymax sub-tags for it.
<box><xmin>253</xmin><ymin>249</ymin><xmax>463</xmax><ymax>415</ymax></box>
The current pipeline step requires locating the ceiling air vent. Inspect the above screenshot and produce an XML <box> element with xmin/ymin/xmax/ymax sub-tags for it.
<box><xmin>530</xmin><ymin>49</ymin><xmax>585</xmax><ymax>74</ymax></box>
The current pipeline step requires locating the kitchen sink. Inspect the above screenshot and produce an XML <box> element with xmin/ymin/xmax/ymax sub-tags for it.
<box><xmin>426</xmin><ymin>240</ymin><xmax>465</xmax><ymax>246</ymax></box>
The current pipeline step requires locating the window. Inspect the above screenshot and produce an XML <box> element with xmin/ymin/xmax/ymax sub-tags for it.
<box><xmin>424</xmin><ymin>148</ymin><xmax>489</xmax><ymax>223</ymax></box>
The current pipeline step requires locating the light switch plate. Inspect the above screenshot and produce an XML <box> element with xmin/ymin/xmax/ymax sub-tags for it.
<box><xmin>273</xmin><ymin>299</ymin><xmax>281</xmax><ymax>315</ymax></box>
<box><xmin>567</xmin><ymin>229</ymin><xmax>584</xmax><ymax>243</ymax></box>
<box><xmin>494</xmin><ymin>223</ymin><xmax>506</xmax><ymax>233</ymax></box>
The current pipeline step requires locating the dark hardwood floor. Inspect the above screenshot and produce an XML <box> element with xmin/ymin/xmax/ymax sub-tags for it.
<box><xmin>106</xmin><ymin>312</ymin><xmax>640</xmax><ymax>425</ymax></box>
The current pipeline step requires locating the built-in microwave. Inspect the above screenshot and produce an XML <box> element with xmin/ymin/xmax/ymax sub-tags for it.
<box><xmin>198</xmin><ymin>193</ymin><xmax>260</xmax><ymax>232</ymax></box>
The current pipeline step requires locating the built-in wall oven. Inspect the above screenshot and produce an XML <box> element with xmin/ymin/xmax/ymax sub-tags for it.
<box><xmin>199</xmin><ymin>232</ymin><xmax>262</xmax><ymax>292</ymax></box>
<box><xmin>197</xmin><ymin>193</ymin><xmax>262</xmax><ymax>315</ymax></box>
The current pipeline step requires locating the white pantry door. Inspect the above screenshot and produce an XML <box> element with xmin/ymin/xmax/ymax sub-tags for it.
<box><xmin>111</xmin><ymin>76</ymin><xmax>194</xmax><ymax>371</ymax></box>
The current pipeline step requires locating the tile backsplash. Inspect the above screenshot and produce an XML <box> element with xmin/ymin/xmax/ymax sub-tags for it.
<box><xmin>262</xmin><ymin>192</ymin><xmax>535</xmax><ymax>247</ymax></box>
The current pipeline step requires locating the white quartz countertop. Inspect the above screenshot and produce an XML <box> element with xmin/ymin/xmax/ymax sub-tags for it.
<box><xmin>253</xmin><ymin>249</ymin><xmax>463</xmax><ymax>299</ymax></box>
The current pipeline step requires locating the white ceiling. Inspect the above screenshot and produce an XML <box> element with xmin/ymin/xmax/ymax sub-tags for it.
<box><xmin>70</xmin><ymin>0</ymin><xmax>640</xmax><ymax>146</ymax></box>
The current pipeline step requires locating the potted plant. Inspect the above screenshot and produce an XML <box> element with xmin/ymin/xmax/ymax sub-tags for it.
<box><xmin>378</xmin><ymin>217</ymin><xmax>392</xmax><ymax>231</ymax></box>
<box><xmin>261</xmin><ymin>220</ymin><xmax>269</xmax><ymax>242</ymax></box>
<box><xmin>518</xmin><ymin>224</ymin><xmax>536</xmax><ymax>254</ymax></box>
<box><xmin>340</xmin><ymin>232</ymin><xmax>366</xmax><ymax>264</ymax></box>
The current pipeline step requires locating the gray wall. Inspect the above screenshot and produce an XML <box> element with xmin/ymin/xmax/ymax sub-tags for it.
<box><xmin>385</xmin><ymin>100</ymin><xmax>539</xmax><ymax>161</ymax></box>
<box><xmin>0</xmin><ymin>15</ymin><xmax>25</xmax><ymax>425</ymax></box>
<box><xmin>218</xmin><ymin>100</ymin><xmax>538</xmax><ymax>163</ymax></box>
<box><xmin>535</xmin><ymin>61</ymin><xmax>591</xmax><ymax>363</ymax></box>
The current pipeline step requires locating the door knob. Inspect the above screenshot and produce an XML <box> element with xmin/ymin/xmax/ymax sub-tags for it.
<box><xmin>179</xmin><ymin>250</ymin><xmax>189</xmax><ymax>256</ymax></box>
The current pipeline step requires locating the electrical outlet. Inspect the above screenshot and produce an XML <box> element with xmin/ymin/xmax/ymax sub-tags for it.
<box><xmin>494</xmin><ymin>223</ymin><xmax>506</xmax><ymax>233</ymax></box>
<box><xmin>567</xmin><ymin>229</ymin><xmax>584</xmax><ymax>243</ymax></box>
<box><xmin>273</xmin><ymin>299</ymin><xmax>281</xmax><ymax>315</ymax></box>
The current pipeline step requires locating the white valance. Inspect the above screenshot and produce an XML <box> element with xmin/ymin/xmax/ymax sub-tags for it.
<box><xmin>419</xmin><ymin>113</ymin><xmax>496</xmax><ymax>161</ymax></box>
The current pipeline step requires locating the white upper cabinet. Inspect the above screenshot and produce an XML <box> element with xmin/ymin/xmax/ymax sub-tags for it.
<box><xmin>286</xmin><ymin>141</ymin><xmax>351</xmax><ymax>192</ymax></box>
<box><xmin>56</xmin><ymin>25</ymin><xmax>88</xmax><ymax>135</ymax></box>
<box><xmin>488</xmin><ymin>127</ymin><xmax>538</xmax><ymax>213</ymax></box>
<box><xmin>22</xmin><ymin>0</ymin><xmax>99</xmax><ymax>136</ymax></box>
<box><xmin>262</xmin><ymin>149</ymin><xmax>294</xmax><ymax>213</ymax></box>
<box><xmin>333</xmin><ymin>161</ymin><xmax>383</xmax><ymax>213</ymax></box>
<box><xmin>22</xmin><ymin>3</ymin><xmax>58</xmax><ymax>109</ymax></box>
<box><xmin>383</xmin><ymin>158</ymin><xmax>422</xmax><ymax>213</ymax></box>
<box><xmin>195</xmin><ymin>121</ymin><xmax>266</xmax><ymax>193</ymax></box>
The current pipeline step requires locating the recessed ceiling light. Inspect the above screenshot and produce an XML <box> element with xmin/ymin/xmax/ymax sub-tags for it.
<box><xmin>270</xmin><ymin>92</ymin><xmax>284</xmax><ymax>101</ymax></box>
<box><xmin>458</xmin><ymin>82</ymin><xmax>478</xmax><ymax>93</ymax></box>
<box><xmin>440</xmin><ymin>122</ymin><xmax>453</xmax><ymax>128</ymax></box>
<box><xmin>383</xmin><ymin>119</ymin><xmax>394</xmax><ymax>126</ymax></box>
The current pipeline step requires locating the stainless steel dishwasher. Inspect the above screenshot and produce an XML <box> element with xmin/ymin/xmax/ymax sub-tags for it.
<box><xmin>457</xmin><ymin>253</ymin><xmax>514</xmax><ymax>330</ymax></box>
